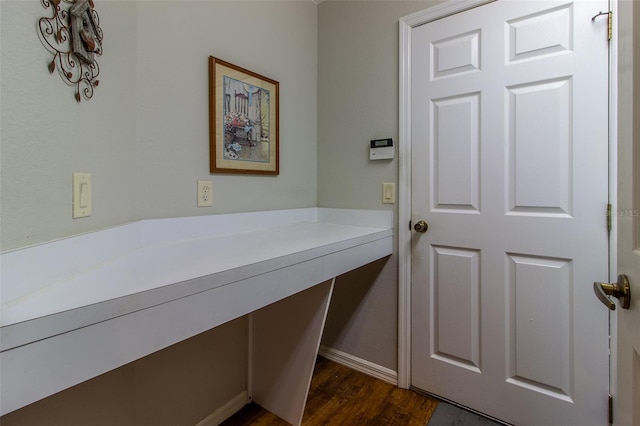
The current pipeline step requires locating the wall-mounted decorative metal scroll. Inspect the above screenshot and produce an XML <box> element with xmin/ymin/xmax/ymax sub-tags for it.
<box><xmin>38</xmin><ymin>0</ymin><xmax>103</xmax><ymax>103</ymax></box>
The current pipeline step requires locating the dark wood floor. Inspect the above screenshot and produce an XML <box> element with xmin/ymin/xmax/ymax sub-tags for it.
<box><xmin>221</xmin><ymin>356</ymin><xmax>439</xmax><ymax>425</ymax></box>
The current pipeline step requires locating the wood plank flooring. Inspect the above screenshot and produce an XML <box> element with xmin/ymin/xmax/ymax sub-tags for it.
<box><xmin>220</xmin><ymin>356</ymin><xmax>438</xmax><ymax>425</ymax></box>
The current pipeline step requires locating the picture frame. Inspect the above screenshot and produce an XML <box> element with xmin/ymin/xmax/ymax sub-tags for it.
<box><xmin>209</xmin><ymin>56</ymin><xmax>279</xmax><ymax>175</ymax></box>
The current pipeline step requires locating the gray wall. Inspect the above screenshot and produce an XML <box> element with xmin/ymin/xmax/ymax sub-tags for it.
<box><xmin>1</xmin><ymin>0</ymin><xmax>317</xmax><ymax>251</ymax></box>
<box><xmin>1</xmin><ymin>318</ymin><xmax>248</xmax><ymax>426</ymax></box>
<box><xmin>4</xmin><ymin>0</ymin><xmax>634</xmax><ymax>423</ymax></box>
<box><xmin>317</xmin><ymin>0</ymin><xmax>442</xmax><ymax>372</ymax></box>
<box><xmin>1</xmin><ymin>1</ymin><xmax>317</xmax><ymax>424</ymax></box>
<box><xmin>135</xmin><ymin>1</ymin><xmax>318</xmax><ymax>219</ymax></box>
<box><xmin>1</xmin><ymin>0</ymin><xmax>139</xmax><ymax>250</ymax></box>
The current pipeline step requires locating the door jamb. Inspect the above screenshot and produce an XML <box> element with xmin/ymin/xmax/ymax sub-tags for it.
<box><xmin>608</xmin><ymin>0</ymin><xmax>620</xmax><ymax>419</ymax></box>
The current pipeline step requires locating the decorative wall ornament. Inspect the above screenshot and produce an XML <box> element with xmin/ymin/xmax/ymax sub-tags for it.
<box><xmin>38</xmin><ymin>0</ymin><xmax>103</xmax><ymax>103</ymax></box>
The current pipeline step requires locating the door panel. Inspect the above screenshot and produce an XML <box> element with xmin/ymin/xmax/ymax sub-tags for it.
<box><xmin>432</xmin><ymin>246</ymin><xmax>481</xmax><ymax>370</ymax></box>
<box><xmin>432</xmin><ymin>30</ymin><xmax>481</xmax><ymax>79</ymax></box>
<box><xmin>411</xmin><ymin>1</ymin><xmax>610</xmax><ymax>424</ymax></box>
<box><xmin>507</xmin><ymin>78</ymin><xmax>572</xmax><ymax>214</ymax></box>
<box><xmin>506</xmin><ymin>254</ymin><xmax>572</xmax><ymax>399</ymax></box>
<box><xmin>432</xmin><ymin>93</ymin><xmax>480</xmax><ymax>211</ymax></box>
<box><xmin>506</xmin><ymin>3</ymin><xmax>573</xmax><ymax>62</ymax></box>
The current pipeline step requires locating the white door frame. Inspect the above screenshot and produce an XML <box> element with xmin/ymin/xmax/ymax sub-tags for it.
<box><xmin>608</xmin><ymin>0</ymin><xmax>620</xmax><ymax>412</ymax></box>
<box><xmin>397</xmin><ymin>0</ymin><xmax>620</xmax><ymax>391</ymax></box>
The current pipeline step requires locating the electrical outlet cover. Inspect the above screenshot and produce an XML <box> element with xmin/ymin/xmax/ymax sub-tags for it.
<box><xmin>197</xmin><ymin>180</ymin><xmax>213</xmax><ymax>207</ymax></box>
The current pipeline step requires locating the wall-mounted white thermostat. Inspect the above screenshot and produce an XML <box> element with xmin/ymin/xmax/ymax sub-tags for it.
<box><xmin>370</xmin><ymin>138</ymin><xmax>394</xmax><ymax>160</ymax></box>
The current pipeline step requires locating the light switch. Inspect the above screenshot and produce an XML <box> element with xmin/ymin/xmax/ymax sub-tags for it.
<box><xmin>79</xmin><ymin>182</ymin><xmax>89</xmax><ymax>208</ymax></box>
<box><xmin>383</xmin><ymin>183</ymin><xmax>395</xmax><ymax>204</ymax></box>
<box><xmin>73</xmin><ymin>172</ymin><xmax>91</xmax><ymax>218</ymax></box>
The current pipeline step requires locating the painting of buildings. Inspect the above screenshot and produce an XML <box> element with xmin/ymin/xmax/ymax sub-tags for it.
<box><xmin>222</xmin><ymin>76</ymin><xmax>271</xmax><ymax>163</ymax></box>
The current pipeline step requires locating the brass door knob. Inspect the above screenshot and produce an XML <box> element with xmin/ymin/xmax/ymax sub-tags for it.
<box><xmin>594</xmin><ymin>274</ymin><xmax>631</xmax><ymax>310</ymax></box>
<box><xmin>414</xmin><ymin>220</ymin><xmax>429</xmax><ymax>233</ymax></box>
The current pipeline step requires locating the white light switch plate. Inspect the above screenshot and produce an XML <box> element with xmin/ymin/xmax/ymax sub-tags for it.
<box><xmin>382</xmin><ymin>183</ymin><xmax>395</xmax><ymax>204</ymax></box>
<box><xmin>73</xmin><ymin>172</ymin><xmax>92</xmax><ymax>218</ymax></box>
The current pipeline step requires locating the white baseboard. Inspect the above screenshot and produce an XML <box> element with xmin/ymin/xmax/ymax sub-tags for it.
<box><xmin>194</xmin><ymin>350</ymin><xmax>396</xmax><ymax>426</ymax></box>
<box><xmin>195</xmin><ymin>390</ymin><xmax>248</xmax><ymax>426</ymax></box>
<box><xmin>318</xmin><ymin>346</ymin><xmax>398</xmax><ymax>386</ymax></box>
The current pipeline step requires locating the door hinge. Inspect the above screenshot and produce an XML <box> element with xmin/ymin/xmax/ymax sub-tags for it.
<box><xmin>607</xmin><ymin>203</ymin><xmax>612</xmax><ymax>232</ymax></box>
<box><xmin>592</xmin><ymin>10</ymin><xmax>613</xmax><ymax>41</ymax></box>
<box><xmin>409</xmin><ymin>220</ymin><xmax>412</xmax><ymax>231</ymax></box>
<box><xmin>608</xmin><ymin>394</ymin><xmax>613</xmax><ymax>424</ymax></box>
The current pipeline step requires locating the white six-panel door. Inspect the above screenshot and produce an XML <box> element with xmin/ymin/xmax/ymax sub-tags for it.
<box><xmin>410</xmin><ymin>1</ymin><xmax>610</xmax><ymax>424</ymax></box>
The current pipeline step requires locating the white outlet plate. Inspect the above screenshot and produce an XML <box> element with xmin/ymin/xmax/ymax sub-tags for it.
<box><xmin>73</xmin><ymin>172</ymin><xmax>92</xmax><ymax>218</ymax></box>
<box><xmin>197</xmin><ymin>180</ymin><xmax>213</xmax><ymax>207</ymax></box>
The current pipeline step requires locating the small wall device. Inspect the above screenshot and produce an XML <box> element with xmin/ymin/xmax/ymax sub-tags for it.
<box><xmin>369</xmin><ymin>138</ymin><xmax>394</xmax><ymax>160</ymax></box>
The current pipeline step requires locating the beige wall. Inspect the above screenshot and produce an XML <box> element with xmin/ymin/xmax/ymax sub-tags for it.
<box><xmin>317</xmin><ymin>0</ymin><xmax>442</xmax><ymax>371</ymax></box>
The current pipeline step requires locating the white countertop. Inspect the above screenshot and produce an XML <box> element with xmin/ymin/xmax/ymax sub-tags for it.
<box><xmin>1</xmin><ymin>208</ymin><xmax>393</xmax><ymax>351</ymax></box>
<box><xmin>0</xmin><ymin>208</ymin><xmax>393</xmax><ymax>415</ymax></box>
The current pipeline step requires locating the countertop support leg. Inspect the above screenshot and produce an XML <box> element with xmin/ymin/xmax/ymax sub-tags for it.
<box><xmin>251</xmin><ymin>279</ymin><xmax>335</xmax><ymax>426</ymax></box>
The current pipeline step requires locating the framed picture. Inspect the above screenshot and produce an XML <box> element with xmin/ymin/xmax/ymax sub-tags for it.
<box><xmin>209</xmin><ymin>56</ymin><xmax>279</xmax><ymax>175</ymax></box>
